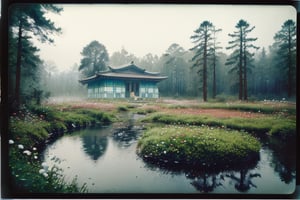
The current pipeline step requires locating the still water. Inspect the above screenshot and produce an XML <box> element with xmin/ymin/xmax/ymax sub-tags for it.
<box><xmin>42</xmin><ymin>114</ymin><xmax>295</xmax><ymax>194</ymax></box>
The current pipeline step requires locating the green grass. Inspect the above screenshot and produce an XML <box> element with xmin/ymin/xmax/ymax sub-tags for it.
<box><xmin>9</xmin><ymin>120</ymin><xmax>50</xmax><ymax>146</ymax></box>
<box><xmin>135</xmin><ymin>108</ymin><xmax>157</xmax><ymax>115</ymax></box>
<box><xmin>117</xmin><ymin>105</ymin><xmax>129</xmax><ymax>112</ymax></box>
<box><xmin>9</xmin><ymin>105</ymin><xmax>115</xmax><ymax>147</ymax></box>
<box><xmin>137</xmin><ymin>125</ymin><xmax>261</xmax><ymax>170</ymax></box>
<box><xmin>142</xmin><ymin>113</ymin><xmax>296</xmax><ymax>138</ymax></box>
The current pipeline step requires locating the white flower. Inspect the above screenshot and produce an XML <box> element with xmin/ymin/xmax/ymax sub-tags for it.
<box><xmin>34</xmin><ymin>156</ymin><xmax>38</xmax><ymax>159</ymax></box>
<box><xmin>41</xmin><ymin>162</ymin><xmax>48</xmax><ymax>170</ymax></box>
<box><xmin>43</xmin><ymin>173</ymin><xmax>48</xmax><ymax>178</ymax></box>
<box><xmin>39</xmin><ymin>169</ymin><xmax>46</xmax><ymax>174</ymax></box>
<box><xmin>18</xmin><ymin>144</ymin><xmax>24</xmax><ymax>149</ymax></box>
<box><xmin>9</xmin><ymin>140</ymin><xmax>14</xmax><ymax>144</ymax></box>
<box><xmin>23</xmin><ymin>150</ymin><xmax>31</xmax><ymax>156</ymax></box>
<box><xmin>163</xmin><ymin>151</ymin><xmax>167</xmax><ymax>154</ymax></box>
<box><xmin>33</xmin><ymin>147</ymin><xmax>37</xmax><ymax>151</ymax></box>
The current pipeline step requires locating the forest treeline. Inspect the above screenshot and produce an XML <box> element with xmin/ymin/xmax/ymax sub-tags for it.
<box><xmin>7</xmin><ymin>4</ymin><xmax>296</xmax><ymax>110</ymax></box>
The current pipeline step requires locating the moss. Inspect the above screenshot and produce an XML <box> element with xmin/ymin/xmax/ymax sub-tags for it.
<box><xmin>137</xmin><ymin>125</ymin><xmax>261</xmax><ymax>170</ymax></box>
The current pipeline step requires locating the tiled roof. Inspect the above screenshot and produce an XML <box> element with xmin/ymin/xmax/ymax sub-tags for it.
<box><xmin>80</xmin><ymin>62</ymin><xmax>167</xmax><ymax>84</ymax></box>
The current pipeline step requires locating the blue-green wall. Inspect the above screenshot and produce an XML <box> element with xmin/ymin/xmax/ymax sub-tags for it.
<box><xmin>139</xmin><ymin>82</ymin><xmax>159</xmax><ymax>98</ymax></box>
<box><xmin>88</xmin><ymin>79</ymin><xmax>125</xmax><ymax>98</ymax></box>
<box><xmin>87</xmin><ymin>79</ymin><xmax>159</xmax><ymax>98</ymax></box>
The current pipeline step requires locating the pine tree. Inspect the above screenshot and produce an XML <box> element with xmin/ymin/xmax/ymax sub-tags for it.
<box><xmin>8</xmin><ymin>4</ymin><xmax>62</xmax><ymax>109</ymax></box>
<box><xmin>273</xmin><ymin>19</ymin><xmax>296</xmax><ymax>98</ymax></box>
<box><xmin>79</xmin><ymin>41</ymin><xmax>109</xmax><ymax>77</ymax></box>
<box><xmin>209</xmin><ymin>26</ymin><xmax>222</xmax><ymax>99</ymax></box>
<box><xmin>190</xmin><ymin>21</ymin><xmax>213</xmax><ymax>102</ymax></box>
<box><xmin>226</xmin><ymin>19</ymin><xmax>259</xmax><ymax>100</ymax></box>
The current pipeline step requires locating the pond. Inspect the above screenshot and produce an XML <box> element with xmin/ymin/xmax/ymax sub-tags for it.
<box><xmin>42</xmin><ymin>113</ymin><xmax>296</xmax><ymax>194</ymax></box>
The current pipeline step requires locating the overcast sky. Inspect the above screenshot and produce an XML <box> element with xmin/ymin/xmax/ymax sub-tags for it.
<box><xmin>33</xmin><ymin>4</ymin><xmax>296</xmax><ymax>72</ymax></box>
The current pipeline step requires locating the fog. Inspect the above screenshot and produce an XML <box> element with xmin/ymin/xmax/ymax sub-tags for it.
<box><xmin>8</xmin><ymin>4</ymin><xmax>297</xmax><ymax>105</ymax></box>
<box><xmin>34</xmin><ymin>4</ymin><xmax>296</xmax><ymax>72</ymax></box>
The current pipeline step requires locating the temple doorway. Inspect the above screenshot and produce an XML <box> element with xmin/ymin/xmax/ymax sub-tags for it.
<box><xmin>125</xmin><ymin>82</ymin><xmax>140</xmax><ymax>98</ymax></box>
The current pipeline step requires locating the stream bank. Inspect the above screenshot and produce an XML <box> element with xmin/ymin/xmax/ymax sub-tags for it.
<box><xmin>8</xmin><ymin>104</ymin><xmax>116</xmax><ymax>193</ymax></box>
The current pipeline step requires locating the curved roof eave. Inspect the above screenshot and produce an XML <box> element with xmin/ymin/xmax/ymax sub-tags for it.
<box><xmin>79</xmin><ymin>73</ymin><xmax>167</xmax><ymax>84</ymax></box>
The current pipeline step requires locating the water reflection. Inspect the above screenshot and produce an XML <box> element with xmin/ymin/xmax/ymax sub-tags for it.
<box><xmin>226</xmin><ymin>169</ymin><xmax>261</xmax><ymax>192</ymax></box>
<box><xmin>81</xmin><ymin>130</ymin><xmax>108</xmax><ymax>161</ymax></box>
<box><xmin>112</xmin><ymin>113</ymin><xmax>144</xmax><ymax>148</ymax></box>
<box><xmin>189</xmin><ymin>173</ymin><xmax>224</xmax><ymax>193</ymax></box>
<box><xmin>112</xmin><ymin>127</ymin><xmax>139</xmax><ymax>148</ymax></box>
<box><xmin>42</xmin><ymin>117</ymin><xmax>296</xmax><ymax>194</ymax></box>
<box><xmin>142</xmin><ymin>148</ymin><xmax>261</xmax><ymax>193</ymax></box>
<box><xmin>268</xmin><ymin>137</ymin><xmax>296</xmax><ymax>184</ymax></box>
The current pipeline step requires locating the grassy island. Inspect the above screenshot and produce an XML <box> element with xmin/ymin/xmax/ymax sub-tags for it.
<box><xmin>137</xmin><ymin>125</ymin><xmax>261</xmax><ymax>170</ymax></box>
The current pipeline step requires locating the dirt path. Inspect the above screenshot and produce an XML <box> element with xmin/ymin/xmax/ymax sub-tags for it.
<box><xmin>162</xmin><ymin>108</ymin><xmax>265</xmax><ymax>118</ymax></box>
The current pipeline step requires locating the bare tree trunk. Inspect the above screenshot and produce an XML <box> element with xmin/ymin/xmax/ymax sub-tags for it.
<box><xmin>287</xmin><ymin>26</ymin><xmax>292</xmax><ymax>98</ymax></box>
<box><xmin>15</xmin><ymin>19</ymin><xmax>23</xmax><ymax>109</ymax></box>
<box><xmin>212</xmin><ymin>54</ymin><xmax>216</xmax><ymax>98</ymax></box>
<box><xmin>203</xmin><ymin>34</ymin><xmax>208</xmax><ymax>102</ymax></box>
<box><xmin>239</xmin><ymin>32</ymin><xmax>243</xmax><ymax>100</ymax></box>
<box><xmin>243</xmin><ymin>41</ymin><xmax>248</xmax><ymax>101</ymax></box>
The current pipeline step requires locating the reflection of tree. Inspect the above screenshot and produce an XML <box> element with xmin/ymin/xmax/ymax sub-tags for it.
<box><xmin>189</xmin><ymin>173</ymin><xmax>223</xmax><ymax>193</ymax></box>
<box><xmin>82</xmin><ymin>135</ymin><xmax>108</xmax><ymax>161</ymax></box>
<box><xmin>226</xmin><ymin>169</ymin><xmax>261</xmax><ymax>192</ymax></box>
<box><xmin>268</xmin><ymin>137</ymin><xmax>296</xmax><ymax>184</ymax></box>
<box><xmin>142</xmin><ymin>151</ymin><xmax>260</xmax><ymax>193</ymax></box>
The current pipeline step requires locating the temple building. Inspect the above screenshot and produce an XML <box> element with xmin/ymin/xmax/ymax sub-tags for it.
<box><xmin>79</xmin><ymin>62</ymin><xmax>167</xmax><ymax>99</ymax></box>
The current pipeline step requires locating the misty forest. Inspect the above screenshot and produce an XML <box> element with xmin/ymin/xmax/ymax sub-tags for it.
<box><xmin>5</xmin><ymin>4</ymin><xmax>296</xmax><ymax>196</ymax></box>
<box><xmin>7</xmin><ymin>7</ymin><xmax>297</xmax><ymax>106</ymax></box>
